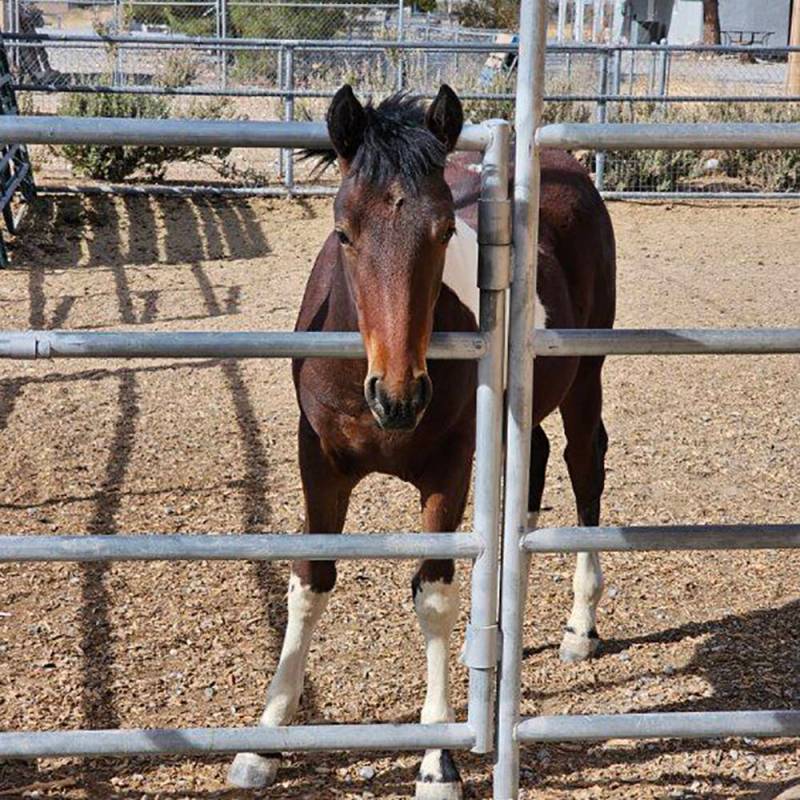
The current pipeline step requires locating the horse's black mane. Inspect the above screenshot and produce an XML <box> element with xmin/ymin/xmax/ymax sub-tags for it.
<box><xmin>303</xmin><ymin>93</ymin><xmax>447</xmax><ymax>190</ymax></box>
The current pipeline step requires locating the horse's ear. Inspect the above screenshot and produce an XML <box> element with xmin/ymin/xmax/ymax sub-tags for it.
<box><xmin>327</xmin><ymin>85</ymin><xmax>366</xmax><ymax>166</ymax></box>
<box><xmin>426</xmin><ymin>84</ymin><xmax>463</xmax><ymax>153</ymax></box>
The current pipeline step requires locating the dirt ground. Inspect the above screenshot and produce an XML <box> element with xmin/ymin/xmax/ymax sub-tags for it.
<box><xmin>0</xmin><ymin>197</ymin><xmax>799</xmax><ymax>800</ymax></box>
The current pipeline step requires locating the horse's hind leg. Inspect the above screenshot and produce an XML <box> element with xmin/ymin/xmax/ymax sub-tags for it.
<box><xmin>528</xmin><ymin>424</ymin><xmax>550</xmax><ymax>530</ymax></box>
<box><xmin>228</xmin><ymin>416</ymin><xmax>355</xmax><ymax>789</ymax></box>
<box><xmin>558</xmin><ymin>356</ymin><xmax>609</xmax><ymax>663</ymax></box>
<box><xmin>413</xmin><ymin>433</ymin><xmax>472</xmax><ymax>800</ymax></box>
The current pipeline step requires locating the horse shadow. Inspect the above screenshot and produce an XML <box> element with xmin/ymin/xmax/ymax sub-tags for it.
<box><xmin>519</xmin><ymin>599</ymin><xmax>800</xmax><ymax>797</ymax></box>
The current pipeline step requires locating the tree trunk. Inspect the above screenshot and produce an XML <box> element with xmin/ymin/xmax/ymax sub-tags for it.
<box><xmin>702</xmin><ymin>0</ymin><xmax>721</xmax><ymax>44</ymax></box>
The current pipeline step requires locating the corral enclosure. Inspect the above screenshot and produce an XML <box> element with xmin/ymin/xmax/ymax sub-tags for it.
<box><xmin>1</xmin><ymin>196</ymin><xmax>799</xmax><ymax>798</ymax></box>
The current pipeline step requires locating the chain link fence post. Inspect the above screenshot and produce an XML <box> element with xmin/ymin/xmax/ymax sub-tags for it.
<box><xmin>595</xmin><ymin>46</ymin><xmax>608</xmax><ymax>191</ymax></box>
<box><xmin>395</xmin><ymin>0</ymin><xmax>404</xmax><ymax>92</ymax></box>
<box><xmin>283</xmin><ymin>44</ymin><xmax>294</xmax><ymax>194</ymax></box>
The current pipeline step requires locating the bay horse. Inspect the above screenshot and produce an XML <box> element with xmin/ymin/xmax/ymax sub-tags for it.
<box><xmin>228</xmin><ymin>84</ymin><xmax>616</xmax><ymax>798</ymax></box>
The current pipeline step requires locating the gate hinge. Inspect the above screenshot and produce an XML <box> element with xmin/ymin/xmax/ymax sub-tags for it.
<box><xmin>460</xmin><ymin>623</ymin><xmax>499</xmax><ymax>669</ymax></box>
<box><xmin>477</xmin><ymin>198</ymin><xmax>512</xmax><ymax>246</ymax></box>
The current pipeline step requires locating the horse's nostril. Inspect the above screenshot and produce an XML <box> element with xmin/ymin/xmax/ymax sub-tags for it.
<box><xmin>365</xmin><ymin>374</ymin><xmax>382</xmax><ymax>406</ymax></box>
<box><xmin>414</xmin><ymin>374</ymin><xmax>433</xmax><ymax>412</ymax></box>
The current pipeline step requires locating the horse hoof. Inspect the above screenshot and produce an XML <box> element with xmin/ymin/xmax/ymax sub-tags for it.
<box><xmin>227</xmin><ymin>752</ymin><xmax>279</xmax><ymax>789</ymax></box>
<box><xmin>415</xmin><ymin>780</ymin><xmax>463</xmax><ymax>800</ymax></box>
<box><xmin>416</xmin><ymin>750</ymin><xmax>463</xmax><ymax>800</ymax></box>
<box><xmin>559</xmin><ymin>628</ymin><xmax>600</xmax><ymax>663</ymax></box>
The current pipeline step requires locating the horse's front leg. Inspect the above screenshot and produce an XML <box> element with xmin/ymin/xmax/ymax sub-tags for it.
<box><xmin>412</xmin><ymin>435</ymin><xmax>472</xmax><ymax>800</ymax></box>
<box><xmin>228</xmin><ymin>415</ymin><xmax>356</xmax><ymax>789</ymax></box>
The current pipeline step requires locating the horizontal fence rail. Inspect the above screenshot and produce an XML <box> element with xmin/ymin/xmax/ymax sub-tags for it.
<box><xmin>0</xmin><ymin>116</ymin><xmax>490</xmax><ymax>151</ymax></box>
<box><xmin>0</xmin><ymin>722</ymin><xmax>476</xmax><ymax>758</ymax></box>
<box><xmin>533</xmin><ymin>329</ymin><xmax>800</xmax><ymax>357</ymax></box>
<box><xmin>0</xmin><ymin>330</ymin><xmax>487</xmax><ymax>360</ymax></box>
<box><xmin>537</xmin><ymin>124</ymin><xmax>800</xmax><ymax>152</ymax></box>
<box><xmin>523</xmin><ymin>525</ymin><xmax>800</xmax><ymax>553</ymax></box>
<box><xmin>518</xmin><ymin>711</ymin><xmax>800</xmax><ymax>743</ymax></box>
<box><xmin>0</xmin><ymin>533</ymin><xmax>483</xmax><ymax>562</ymax></box>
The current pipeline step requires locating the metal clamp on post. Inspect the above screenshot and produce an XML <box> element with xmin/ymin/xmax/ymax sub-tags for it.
<box><xmin>1</xmin><ymin>332</ymin><xmax>45</xmax><ymax>359</ymax></box>
<box><xmin>478</xmin><ymin>197</ymin><xmax>512</xmax><ymax>290</ymax></box>
<box><xmin>460</xmin><ymin>623</ymin><xmax>499</xmax><ymax>669</ymax></box>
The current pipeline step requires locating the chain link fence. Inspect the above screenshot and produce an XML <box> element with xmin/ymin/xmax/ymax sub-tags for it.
<box><xmin>2</xmin><ymin>2</ymin><xmax>800</xmax><ymax>197</ymax></box>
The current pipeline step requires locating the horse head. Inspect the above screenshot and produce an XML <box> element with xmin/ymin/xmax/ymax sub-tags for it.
<box><xmin>326</xmin><ymin>84</ymin><xmax>464</xmax><ymax>431</ymax></box>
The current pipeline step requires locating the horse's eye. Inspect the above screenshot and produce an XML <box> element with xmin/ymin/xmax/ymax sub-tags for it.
<box><xmin>335</xmin><ymin>229</ymin><xmax>351</xmax><ymax>246</ymax></box>
<box><xmin>441</xmin><ymin>225</ymin><xmax>456</xmax><ymax>244</ymax></box>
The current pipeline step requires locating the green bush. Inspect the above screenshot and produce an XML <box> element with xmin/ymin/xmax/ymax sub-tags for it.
<box><xmin>456</xmin><ymin>0</ymin><xmax>519</xmax><ymax>29</ymax></box>
<box><xmin>58</xmin><ymin>93</ymin><xmax>233</xmax><ymax>182</ymax></box>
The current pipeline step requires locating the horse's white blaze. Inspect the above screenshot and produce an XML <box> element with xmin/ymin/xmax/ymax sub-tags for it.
<box><xmin>566</xmin><ymin>551</ymin><xmax>604</xmax><ymax>636</ymax></box>
<box><xmin>414</xmin><ymin>577</ymin><xmax>459</xmax><ymax>785</ymax></box>
<box><xmin>443</xmin><ymin>216</ymin><xmax>548</xmax><ymax>329</ymax></box>
<box><xmin>259</xmin><ymin>573</ymin><xmax>330</xmax><ymax>726</ymax></box>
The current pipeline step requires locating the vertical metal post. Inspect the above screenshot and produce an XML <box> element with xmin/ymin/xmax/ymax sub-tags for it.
<box><xmin>649</xmin><ymin>46</ymin><xmax>657</xmax><ymax>93</ymax></box>
<box><xmin>454</xmin><ymin>28</ymin><xmax>460</xmax><ymax>76</ymax></box>
<box><xmin>494</xmin><ymin>0</ymin><xmax>547</xmax><ymax>795</ymax></box>
<box><xmin>557</xmin><ymin>0</ymin><xmax>567</xmax><ymax>42</ymax></box>
<box><xmin>658</xmin><ymin>40</ymin><xmax>669</xmax><ymax>110</ymax></box>
<box><xmin>592</xmin><ymin>0</ymin><xmax>602</xmax><ymax>42</ymax></box>
<box><xmin>612</xmin><ymin>44</ymin><xmax>622</xmax><ymax>95</ymax></box>
<box><xmin>595</xmin><ymin>47</ymin><xmax>609</xmax><ymax>191</ymax></box>
<box><xmin>282</xmin><ymin>46</ymin><xmax>294</xmax><ymax>193</ymax></box>
<box><xmin>113</xmin><ymin>0</ymin><xmax>122</xmax><ymax>87</ymax></box>
<box><xmin>396</xmin><ymin>0</ymin><xmax>404</xmax><ymax>91</ymax></box>
<box><xmin>629</xmin><ymin>47</ymin><xmax>636</xmax><ymax>96</ymax></box>
<box><xmin>218</xmin><ymin>0</ymin><xmax>228</xmax><ymax>89</ymax></box>
<box><xmin>466</xmin><ymin>119</ymin><xmax>510</xmax><ymax>756</ymax></box>
<box><xmin>574</xmin><ymin>0</ymin><xmax>585</xmax><ymax>43</ymax></box>
<box><xmin>423</xmin><ymin>23</ymin><xmax>429</xmax><ymax>87</ymax></box>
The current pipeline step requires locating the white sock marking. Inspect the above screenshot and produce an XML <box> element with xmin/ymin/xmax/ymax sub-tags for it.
<box><xmin>566</xmin><ymin>552</ymin><xmax>603</xmax><ymax>636</ymax></box>
<box><xmin>414</xmin><ymin>577</ymin><xmax>460</xmax><ymax>785</ymax></box>
<box><xmin>260</xmin><ymin>573</ymin><xmax>330</xmax><ymax>726</ymax></box>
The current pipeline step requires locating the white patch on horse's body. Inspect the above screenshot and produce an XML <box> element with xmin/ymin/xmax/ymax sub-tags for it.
<box><xmin>228</xmin><ymin>573</ymin><xmax>330</xmax><ymax>789</ymax></box>
<box><xmin>413</xmin><ymin>577</ymin><xmax>462</xmax><ymax>798</ymax></box>
<box><xmin>443</xmin><ymin>216</ymin><xmax>548</xmax><ymax>329</ymax></box>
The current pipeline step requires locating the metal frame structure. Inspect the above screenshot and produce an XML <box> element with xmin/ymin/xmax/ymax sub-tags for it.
<box><xmin>494</xmin><ymin>1</ymin><xmax>800</xmax><ymax>797</ymax></box>
<box><xmin>0</xmin><ymin>37</ymin><xmax>35</xmax><ymax>266</ymax></box>
<box><xmin>6</xmin><ymin>30</ymin><xmax>800</xmax><ymax>199</ymax></box>
<box><xmin>3</xmin><ymin>12</ymin><xmax>800</xmax><ymax>787</ymax></box>
<box><xmin>0</xmin><ymin>116</ymin><xmax>510</xmax><ymax>767</ymax></box>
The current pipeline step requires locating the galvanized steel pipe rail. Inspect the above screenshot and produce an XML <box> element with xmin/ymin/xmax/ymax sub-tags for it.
<box><xmin>537</xmin><ymin>122</ymin><xmax>800</xmax><ymax>151</ymax></box>
<box><xmin>0</xmin><ymin>330</ymin><xmax>486</xmax><ymax>360</ymax></box>
<box><xmin>0</xmin><ymin>116</ymin><xmax>491</xmax><ymax>151</ymax></box>
<box><xmin>0</xmin><ymin>722</ymin><xmax>476</xmax><ymax>759</ymax></box>
<box><xmin>0</xmin><ymin>533</ymin><xmax>483</xmax><ymax>562</ymax></box>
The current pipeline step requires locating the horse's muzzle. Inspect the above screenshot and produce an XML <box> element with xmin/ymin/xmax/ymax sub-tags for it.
<box><xmin>364</xmin><ymin>373</ymin><xmax>433</xmax><ymax>431</ymax></box>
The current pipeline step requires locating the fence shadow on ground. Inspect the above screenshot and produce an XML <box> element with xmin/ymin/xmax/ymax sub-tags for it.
<box><xmin>12</xmin><ymin>194</ymin><xmax>272</xmax><ymax>269</ymax></box>
<box><xmin>518</xmin><ymin>598</ymin><xmax>800</xmax><ymax>797</ymax></box>
<box><xmin>0</xmin><ymin>192</ymin><xmax>321</xmax><ymax>796</ymax></box>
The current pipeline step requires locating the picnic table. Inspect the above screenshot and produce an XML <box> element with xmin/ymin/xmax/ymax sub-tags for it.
<box><xmin>721</xmin><ymin>30</ymin><xmax>774</xmax><ymax>47</ymax></box>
